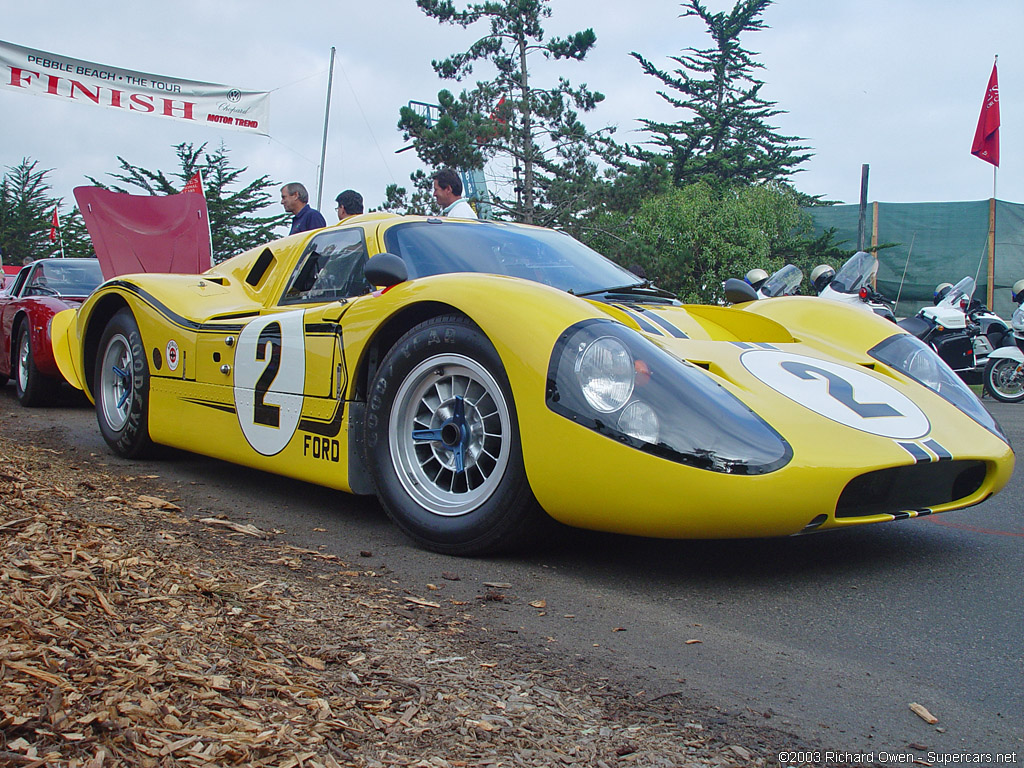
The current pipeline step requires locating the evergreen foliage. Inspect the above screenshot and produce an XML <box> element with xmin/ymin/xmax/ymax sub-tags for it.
<box><xmin>399</xmin><ymin>0</ymin><xmax>614</xmax><ymax>225</ymax></box>
<box><xmin>629</xmin><ymin>0</ymin><xmax>811</xmax><ymax>189</ymax></box>
<box><xmin>579</xmin><ymin>182</ymin><xmax>830</xmax><ymax>303</ymax></box>
<box><xmin>87</xmin><ymin>143</ymin><xmax>288</xmax><ymax>263</ymax></box>
<box><xmin>0</xmin><ymin>159</ymin><xmax>65</xmax><ymax>265</ymax></box>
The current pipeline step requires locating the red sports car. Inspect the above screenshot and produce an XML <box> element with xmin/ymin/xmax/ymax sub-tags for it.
<box><xmin>1</xmin><ymin>258</ymin><xmax>104</xmax><ymax>405</ymax></box>
<box><xmin>1</xmin><ymin>264</ymin><xmax>19</xmax><ymax>292</ymax></box>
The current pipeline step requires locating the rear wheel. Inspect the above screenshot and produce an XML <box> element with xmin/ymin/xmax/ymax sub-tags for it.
<box><xmin>984</xmin><ymin>356</ymin><xmax>1024</xmax><ymax>403</ymax></box>
<box><xmin>15</xmin><ymin>325</ymin><xmax>59</xmax><ymax>407</ymax></box>
<box><xmin>95</xmin><ymin>309</ymin><xmax>153</xmax><ymax>457</ymax></box>
<box><xmin>365</xmin><ymin>315</ymin><xmax>547</xmax><ymax>555</ymax></box>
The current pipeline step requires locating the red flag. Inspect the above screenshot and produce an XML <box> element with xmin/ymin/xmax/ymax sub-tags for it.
<box><xmin>49</xmin><ymin>207</ymin><xmax>59</xmax><ymax>243</ymax></box>
<box><xmin>181</xmin><ymin>170</ymin><xmax>204</xmax><ymax>195</ymax></box>
<box><xmin>971</xmin><ymin>61</ymin><xmax>1000</xmax><ymax>167</ymax></box>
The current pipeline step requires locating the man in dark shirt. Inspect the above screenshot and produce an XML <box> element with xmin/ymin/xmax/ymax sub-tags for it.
<box><xmin>281</xmin><ymin>183</ymin><xmax>326</xmax><ymax>234</ymax></box>
<box><xmin>335</xmin><ymin>189</ymin><xmax>364</xmax><ymax>222</ymax></box>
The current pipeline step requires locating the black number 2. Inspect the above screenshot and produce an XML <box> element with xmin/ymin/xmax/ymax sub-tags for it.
<box><xmin>781</xmin><ymin>361</ymin><xmax>901</xmax><ymax>419</ymax></box>
<box><xmin>254</xmin><ymin>322</ymin><xmax>282</xmax><ymax>427</ymax></box>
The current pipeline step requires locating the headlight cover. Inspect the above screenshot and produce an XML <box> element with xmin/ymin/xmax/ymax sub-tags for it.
<box><xmin>546</xmin><ymin>320</ymin><xmax>791</xmax><ymax>474</ymax></box>
<box><xmin>870</xmin><ymin>333</ymin><xmax>1006</xmax><ymax>442</ymax></box>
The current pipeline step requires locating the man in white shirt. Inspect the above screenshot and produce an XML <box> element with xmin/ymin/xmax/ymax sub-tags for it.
<box><xmin>431</xmin><ymin>168</ymin><xmax>477</xmax><ymax>218</ymax></box>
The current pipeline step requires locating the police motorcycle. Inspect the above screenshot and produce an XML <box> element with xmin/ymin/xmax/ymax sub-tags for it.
<box><xmin>982</xmin><ymin>279</ymin><xmax>1024</xmax><ymax>403</ymax></box>
<box><xmin>962</xmin><ymin>292</ymin><xmax>1011</xmax><ymax>372</ymax></box>
<box><xmin>724</xmin><ymin>265</ymin><xmax>804</xmax><ymax>303</ymax></box>
<box><xmin>812</xmin><ymin>251</ymin><xmax>896</xmax><ymax>322</ymax></box>
<box><xmin>896</xmin><ymin>276</ymin><xmax>978</xmax><ymax>380</ymax></box>
<box><xmin>756</xmin><ymin>264</ymin><xmax>803</xmax><ymax>298</ymax></box>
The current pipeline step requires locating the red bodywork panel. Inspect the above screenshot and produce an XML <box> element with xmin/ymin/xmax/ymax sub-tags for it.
<box><xmin>74</xmin><ymin>186</ymin><xmax>212</xmax><ymax>279</ymax></box>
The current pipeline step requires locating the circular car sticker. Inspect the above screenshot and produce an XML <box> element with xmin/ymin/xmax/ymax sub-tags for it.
<box><xmin>740</xmin><ymin>349</ymin><xmax>930</xmax><ymax>440</ymax></box>
<box><xmin>233</xmin><ymin>311</ymin><xmax>306</xmax><ymax>456</ymax></box>
<box><xmin>166</xmin><ymin>339</ymin><xmax>180</xmax><ymax>372</ymax></box>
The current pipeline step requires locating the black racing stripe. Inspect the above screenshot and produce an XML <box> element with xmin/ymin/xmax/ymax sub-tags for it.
<box><xmin>612</xmin><ymin>304</ymin><xmax>664</xmax><ymax>335</ymax></box>
<box><xmin>106</xmin><ymin>281</ymin><xmax>246</xmax><ymax>333</ymax></box>
<box><xmin>179</xmin><ymin>397</ymin><xmax>237</xmax><ymax>414</ymax></box>
<box><xmin>923</xmin><ymin>439</ymin><xmax>953</xmax><ymax>461</ymax></box>
<box><xmin>892</xmin><ymin>511</ymin><xmax>911</xmax><ymax>521</ymax></box>
<box><xmin>897</xmin><ymin>442</ymin><xmax>932</xmax><ymax>463</ymax></box>
<box><xmin>299</xmin><ymin>401</ymin><xmax>345</xmax><ymax>437</ymax></box>
<box><xmin>916</xmin><ymin>509</ymin><xmax>932</xmax><ymax>516</ymax></box>
<box><xmin>641</xmin><ymin>311</ymin><xmax>689</xmax><ymax>338</ymax></box>
<box><xmin>209</xmin><ymin>311</ymin><xmax>259</xmax><ymax>321</ymax></box>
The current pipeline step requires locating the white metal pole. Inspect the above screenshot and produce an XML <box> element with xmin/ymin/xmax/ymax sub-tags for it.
<box><xmin>316</xmin><ymin>47</ymin><xmax>336</xmax><ymax>212</ymax></box>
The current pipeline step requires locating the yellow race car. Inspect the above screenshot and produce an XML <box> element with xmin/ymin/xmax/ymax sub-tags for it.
<box><xmin>51</xmin><ymin>214</ymin><xmax>1014</xmax><ymax>555</ymax></box>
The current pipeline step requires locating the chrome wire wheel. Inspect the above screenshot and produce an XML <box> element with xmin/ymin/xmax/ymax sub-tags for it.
<box><xmin>99</xmin><ymin>332</ymin><xmax>134</xmax><ymax>432</ymax></box>
<box><xmin>16</xmin><ymin>331</ymin><xmax>30</xmax><ymax>393</ymax></box>
<box><xmin>388</xmin><ymin>353</ymin><xmax>511</xmax><ymax>517</ymax></box>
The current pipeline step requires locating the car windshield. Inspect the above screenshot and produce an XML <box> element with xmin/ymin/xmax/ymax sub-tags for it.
<box><xmin>381</xmin><ymin>221</ymin><xmax>642</xmax><ymax>295</ymax></box>
<box><xmin>28</xmin><ymin>259</ymin><xmax>104</xmax><ymax>297</ymax></box>
<box><xmin>830</xmin><ymin>251</ymin><xmax>877</xmax><ymax>294</ymax></box>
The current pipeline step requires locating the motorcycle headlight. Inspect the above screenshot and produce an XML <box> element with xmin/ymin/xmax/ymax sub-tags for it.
<box><xmin>870</xmin><ymin>333</ymin><xmax>1006</xmax><ymax>441</ymax></box>
<box><xmin>547</xmin><ymin>320</ymin><xmax>791</xmax><ymax>474</ymax></box>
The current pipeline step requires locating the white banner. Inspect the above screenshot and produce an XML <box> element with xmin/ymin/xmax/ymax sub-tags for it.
<box><xmin>0</xmin><ymin>39</ymin><xmax>270</xmax><ymax>136</ymax></box>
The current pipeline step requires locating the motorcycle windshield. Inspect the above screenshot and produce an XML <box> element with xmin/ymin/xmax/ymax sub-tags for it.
<box><xmin>1012</xmin><ymin>305</ymin><xmax>1024</xmax><ymax>333</ymax></box>
<box><xmin>939</xmin><ymin>276</ymin><xmax>975</xmax><ymax>309</ymax></box>
<box><xmin>760</xmin><ymin>264</ymin><xmax>803</xmax><ymax>298</ymax></box>
<box><xmin>829</xmin><ymin>251</ymin><xmax>877</xmax><ymax>294</ymax></box>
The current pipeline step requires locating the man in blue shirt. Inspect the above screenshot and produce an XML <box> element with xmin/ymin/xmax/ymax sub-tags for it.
<box><xmin>281</xmin><ymin>183</ymin><xmax>326</xmax><ymax>234</ymax></box>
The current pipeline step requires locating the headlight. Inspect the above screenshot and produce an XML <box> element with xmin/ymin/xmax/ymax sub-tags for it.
<box><xmin>870</xmin><ymin>333</ymin><xmax>1006</xmax><ymax>441</ymax></box>
<box><xmin>547</xmin><ymin>320</ymin><xmax>791</xmax><ymax>474</ymax></box>
<box><xmin>575</xmin><ymin>336</ymin><xmax>634</xmax><ymax>412</ymax></box>
<box><xmin>618</xmin><ymin>400</ymin><xmax>659</xmax><ymax>443</ymax></box>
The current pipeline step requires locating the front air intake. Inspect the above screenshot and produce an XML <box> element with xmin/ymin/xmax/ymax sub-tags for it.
<box><xmin>835</xmin><ymin>460</ymin><xmax>987</xmax><ymax>518</ymax></box>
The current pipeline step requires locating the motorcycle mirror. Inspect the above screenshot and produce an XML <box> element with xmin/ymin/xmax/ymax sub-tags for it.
<box><xmin>724</xmin><ymin>278</ymin><xmax>759</xmax><ymax>304</ymax></box>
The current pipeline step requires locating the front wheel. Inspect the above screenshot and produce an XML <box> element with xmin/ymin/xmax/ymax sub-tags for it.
<box><xmin>15</xmin><ymin>325</ymin><xmax>59</xmax><ymax>407</ymax></box>
<box><xmin>365</xmin><ymin>315</ymin><xmax>547</xmax><ymax>556</ymax></box>
<box><xmin>95</xmin><ymin>308</ymin><xmax>153</xmax><ymax>457</ymax></box>
<box><xmin>984</xmin><ymin>356</ymin><xmax>1024</xmax><ymax>403</ymax></box>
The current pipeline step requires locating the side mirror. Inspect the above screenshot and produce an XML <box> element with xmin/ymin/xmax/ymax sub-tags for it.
<box><xmin>364</xmin><ymin>252</ymin><xmax>408</xmax><ymax>287</ymax></box>
<box><xmin>724</xmin><ymin>278</ymin><xmax>759</xmax><ymax>304</ymax></box>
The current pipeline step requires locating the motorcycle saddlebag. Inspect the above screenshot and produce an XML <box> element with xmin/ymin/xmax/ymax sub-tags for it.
<box><xmin>933</xmin><ymin>332</ymin><xmax>975</xmax><ymax>372</ymax></box>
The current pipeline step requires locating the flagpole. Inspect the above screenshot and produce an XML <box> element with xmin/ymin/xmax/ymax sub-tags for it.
<box><xmin>316</xmin><ymin>46</ymin><xmax>336</xmax><ymax>212</ymax></box>
<box><xmin>990</xmin><ymin>54</ymin><xmax>997</xmax><ymax>309</ymax></box>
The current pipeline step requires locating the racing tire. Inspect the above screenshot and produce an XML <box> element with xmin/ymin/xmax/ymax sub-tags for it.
<box><xmin>15</xmin><ymin>325</ymin><xmax>59</xmax><ymax>407</ymax></box>
<box><xmin>365</xmin><ymin>315</ymin><xmax>548</xmax><ymax>556</ymax></box>
<box><xmin>983</xmin><ymin>356</ymin><xmax>1024</xmax><ymax>403</ymax></box>
<box><xmin>95</xmin><ymin>308</ymin><xmax>153</xmax><ymax>457</ymax></box>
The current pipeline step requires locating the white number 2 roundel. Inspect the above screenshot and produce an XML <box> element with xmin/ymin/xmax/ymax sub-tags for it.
<box><xmin>740</xmin><ymin>349</ymin><xmax>930</xmax><ymax>440</ymax></box>
<box><xmin>233</xmin><ymin>312</ymin><xmax>306</xmax><ymax>456</ymax></box>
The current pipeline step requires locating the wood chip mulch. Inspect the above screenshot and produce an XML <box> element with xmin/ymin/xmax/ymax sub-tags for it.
<box><xmin>1</xmin><ymin>435</ymin><xmax>765</xmax><ymax>768</ymax></box>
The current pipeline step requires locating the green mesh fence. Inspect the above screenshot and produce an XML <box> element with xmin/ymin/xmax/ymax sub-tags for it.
<box><xmin>804</xmin><ymin>200</ymin><xmax>1024</xmax><ymax>319</ymax></box>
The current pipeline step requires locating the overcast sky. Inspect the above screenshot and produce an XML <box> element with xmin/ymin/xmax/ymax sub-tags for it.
<box><xmin>3</xmin><ymin>0</ymin><xmax>1022</xmax><ymax>227</ymax></box>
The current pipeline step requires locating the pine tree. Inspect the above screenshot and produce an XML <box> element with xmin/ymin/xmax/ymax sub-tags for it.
<box><xmin>88</xmin><ymin>142</ymin><xmax>288</xmax><ymax>263</ymax></box>
<box><xmin>400</xmin><ymin>0</ymin><xmax>614</xmax><ymax>225</ymax></box>
<box><xmin>380</xmin><ymin>171</ymin><xmax>442</xmax><ymax>216</ymax></box>
<box><xmin>0</xmin><ymin>159</ymin><xmax>64</xmax><ymax>265</ymax></box>
<box><xmin>630</xmin><ymin>0</ymin><xmax>810</xmax><ymax>188</ymax></box>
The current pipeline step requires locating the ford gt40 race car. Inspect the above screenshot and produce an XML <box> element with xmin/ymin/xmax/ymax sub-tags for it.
<box><xmin>51</xmin><ymin>214</ymin><xmax>1014</xmax><ymax>555</ymax></box>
